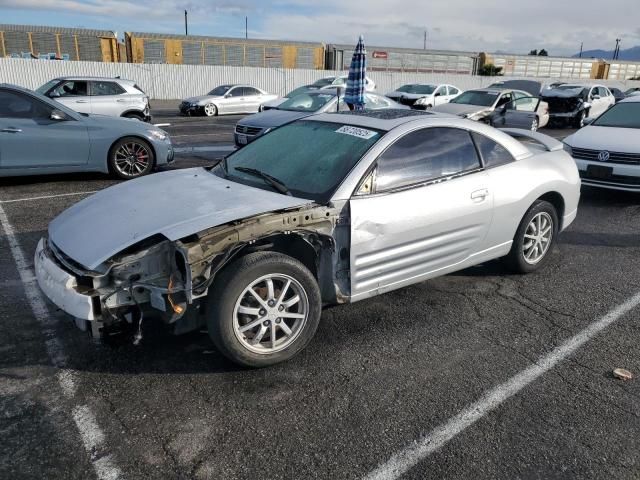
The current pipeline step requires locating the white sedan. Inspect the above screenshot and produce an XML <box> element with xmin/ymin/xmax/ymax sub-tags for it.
<box><xmin>564</xmin><ymin>95</ymin><xmax>640</xmax><ymax>191</ymax></box>
<box><xmin>385</xmin><ymin>83</ymin><xmax>461</xmax><ymax>110</ymax></box>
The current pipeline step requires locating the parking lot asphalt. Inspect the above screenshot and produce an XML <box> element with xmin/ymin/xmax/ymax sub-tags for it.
<box><xmin>1</xmin><ymin>117</ymin><xmax>640</xmax><ymax>480</ymax></box>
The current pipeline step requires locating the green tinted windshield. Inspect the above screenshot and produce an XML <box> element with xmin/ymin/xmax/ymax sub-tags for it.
<box><xmin>219</xmin><ymin>120</ymin><xmax>382</xmax><ymax>202</ymax></box>
<box><xmin>396</xmin><ymin>84</ymin><xmax>436</xmax><ymax>94</ymax></box>
<box><xmin>593</xmin><ymin>103</ymin><xmax>640</xmax><ymax>128</ymax></box>
<box><xmin>450</xmin><ymin>91</ymin><xmax>498</xmax><ymax>106</ymax></box>
<box><xmin>278</xmin><ymin>93</ymin><xmax>336</xmax><ymax>112</ymax></box>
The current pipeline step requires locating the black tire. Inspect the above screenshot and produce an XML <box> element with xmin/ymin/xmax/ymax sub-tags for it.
<box><xmin>504</xmin><ymin>200</ymin><xmax>559</xmax><ymax>274</ymax></box>
<box><xmin>207</xmin><ymin>252</ymin><xmax>322</xmax><ymax>368</ymax></box>
<box><xmin>574</xmin><ymin>110</ymin><xmax>586</xmax><ymax>129</ymax></box>
<box><xmin>123</xmin><ymin>112</ymin><xmax>144</xmax><ymax>121</ymax></box>
<box><xmin>531</xmin><ymin>116</ymin><xmax>539</xmax><ymax>132</ymax></box>
<box><xmin>108</xmin><ymin>137</ymin><xmax>155</xmax><ymax>180</ymax></box>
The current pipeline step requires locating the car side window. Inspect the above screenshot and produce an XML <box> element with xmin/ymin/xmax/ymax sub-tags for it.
<box><xmin>448</xmin><ymin>86</ymin><xmax>459</xmax><ymax>95</ymax></box>
<box><xmin>471</xmin><ymin>132</ymin><xmax>516</xmax><ymax>168</ymax></box>
<box><xmin>51</xmin><ymin>80</ymin><xmax>88</xmax><ymax>97</ymax></box>
<box><xmin>599</xmin><ymin>87</ymin><xmax>610</xmax><ymax>97</ymax></box>
<box><xmin>375</xmin><ymin>127</ymin><xmax>481</xmax><ymax>192</ymax></box>
<box><xmin>242</xmin><ymin>87</ymin><xmax>260</xmax><ymax>96</ymax></box>
<box><xmin>91</xmin><ymin>81</ymin><xmax>125</xmax><ymax>96</ymax></box>
<box><xmin>435</xmin><ymin>86</ymin><xmax>447</xmax><ymax>96</ymax></box>
<box><xmin>496</xmin><ymin>93</ymin><xmax>512</xmax><ymax>107</ymax></box>
<box><xmin>0</xmin><ymin>90</ymin><xmax>53</xmax><ymax>119</ymax></box>
<box><xmin>226</xmin><ymin>87</ymin><xmax>239</xmax><ymax>97</ymax></box>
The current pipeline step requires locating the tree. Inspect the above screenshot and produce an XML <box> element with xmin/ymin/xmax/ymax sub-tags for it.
<box><xmin>529</xmin><ymin>49</ymin><xmax>538</xmax><ymax>56</ymax></box>
<box><xmin>479</xmin><ymin>63</ymin><xmax>503</xmax><ymax>76</ymax></box>
<box><xmin>538</xmin><ymin>49</ymin><xmax>549</xmax><ymax>56</ymax></box>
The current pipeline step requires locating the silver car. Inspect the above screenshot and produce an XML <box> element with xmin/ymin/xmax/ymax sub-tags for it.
<box><xmin>180</xmin><ymin>84</ymin><xmax>278</xmax><ymax>116</ymax></box>
<box><xmin>563</xmin><ymin>95</ymin><xmax>640</xmax><ymax>191</ymax></box>
<box><xmin>35</xmin><ymin>111</ymin><xmax>579</xmax><ymax>367</ymax></box>
<box><xmin>36</xmin><ymin>76</ymin><xmax>151</xmax><ymax>122</ymax></box>
<box><xmin>0</xmin><ymin>84</ymin><xmax>173</xmax><ymax>179</ymax></box>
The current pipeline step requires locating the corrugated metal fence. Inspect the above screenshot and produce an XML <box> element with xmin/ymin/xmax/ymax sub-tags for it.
<box><xmin>1</xmin><ymin>58</ymin><xmax>639</xmax><ymax>100</ymax></box>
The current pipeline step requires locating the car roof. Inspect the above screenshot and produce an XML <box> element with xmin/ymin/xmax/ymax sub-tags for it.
<box><xmin>306</xmin><ymin>109</ymin><xmax>446</xmax><ymax>131</ymax></box>
<box><xmin>53</xmin><ymin>76</ymin><xmax>136</xmax><ymax>84</ymax></box>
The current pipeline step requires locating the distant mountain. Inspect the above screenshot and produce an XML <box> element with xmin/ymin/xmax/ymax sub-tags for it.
<box><xmin>572</xmin><ymin>46</ymin><xmax>640</xmax><ymax>61</ymax></box>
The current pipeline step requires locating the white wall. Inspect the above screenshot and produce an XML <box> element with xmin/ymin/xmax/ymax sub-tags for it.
<box><xmin>1</xmin><ymin>58</ymin><xmax>639</xmax><ymax>99</ymax></box>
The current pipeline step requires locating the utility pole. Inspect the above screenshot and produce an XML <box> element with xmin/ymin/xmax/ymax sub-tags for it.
<box><xmin>578</xmin><ymin>42</ymin><xmax>583</xmax><ymax>58</ymax></box>
<box><xmin>423</xmin><ymin>29</ymin><xmax>428</xmax><ymax>50</ymax></box>
<box><xmin>184</xmin><ymin>10</ymin><xmax>188</xmax><ymax>36</ymax></box>
<box><xmin>613</xmin><ymin>38</ymin><xmax>621</xmax><ymax>60</ymax></box>
<box><xmin>245</xmin><ymin>16</ymin><xmax>248</xmax><ymax>39</ymax></box>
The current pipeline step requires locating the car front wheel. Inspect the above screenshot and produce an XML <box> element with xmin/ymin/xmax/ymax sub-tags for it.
<box><xmin>108</xmin><ymin>137</ymin><xmax>154</xmax><ymax>180</ymax></box>
<box><xmin>207</xmin><ymin>252</ymin><xmax>322</xmax><ymax>367</ymax></box>
<box><xmin>204</xmin><ymin>103</ymin><xmax>217</xmax><ymax>116</ymax></box>
<box><xmin>504</xmin><ymin>200</ymin><xmax>558</xmax><ymax>273</ymax></box>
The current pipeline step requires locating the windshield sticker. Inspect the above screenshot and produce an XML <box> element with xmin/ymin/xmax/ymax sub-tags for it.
<box><xmin>335</xmin><ymin>125</ymin><xmax>378</xmax><ymax>139</ymax></box>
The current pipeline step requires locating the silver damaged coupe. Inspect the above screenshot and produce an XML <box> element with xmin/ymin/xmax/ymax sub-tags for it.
<box><xmin>35</xmin><ymin>110</ymin><xmax>581</xmax><ymax>367</ymax></box>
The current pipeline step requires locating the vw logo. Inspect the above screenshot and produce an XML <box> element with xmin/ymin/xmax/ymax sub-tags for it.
<box><xmin>598</xmin><ymin>151</ymin><xmax>610</xmax><ymax>162</ymax></box>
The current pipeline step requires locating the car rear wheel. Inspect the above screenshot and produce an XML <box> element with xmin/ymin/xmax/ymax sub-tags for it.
<box><xmin>204</xmin><ymin>103</ymin><xmax>217</xmax><ymax>117</ymax></box>
<box><xmin>504</xmin><ymin>200</ymin><xmax>558</xmax><ymax>273</ymax></box>
<box><xmin>123</xmin><ymin>112</ymin><xmax>144</xmax><ymax>121</ymax></box>
<box><xmin>575</xmin><ymin>110</ymin><xmax>586</xmax><ymax>128</ymax></box>
<box><xmin>108</xmin><ymin>137</ymin><xmax>154</xmax><ymax>180</ymax></box>
<box><xmin>207</xmin><ymin>252</ymin><xmax>322</xmax><ymax>367</ymax></box>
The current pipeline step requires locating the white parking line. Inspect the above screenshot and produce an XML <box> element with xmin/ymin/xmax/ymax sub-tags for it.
<box><xmin>0</xmin><ymin>191</ymin><xmax>98</xmax><ymax>204</ymax></box>
<box><xmin>364</xmin><ymin>291</ymin><xmax>640</xmax><ymax>480</ymax></box>
<box><xmin>0</xmin><ymin>203</ymin><xmax>123</xmax><ymax>480</ymax></box>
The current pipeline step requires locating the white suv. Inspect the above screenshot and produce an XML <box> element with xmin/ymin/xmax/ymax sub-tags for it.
<box><xmin>36</xmin><ymin>77</ymin><xmax>151</xmax><ymax>122</ymax></box>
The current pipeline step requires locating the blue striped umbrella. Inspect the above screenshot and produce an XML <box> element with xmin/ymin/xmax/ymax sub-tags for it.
<box><xmin>344</xmin><ymin>35</ymin><xmax>367</xmax><ymax>110</ymax></box>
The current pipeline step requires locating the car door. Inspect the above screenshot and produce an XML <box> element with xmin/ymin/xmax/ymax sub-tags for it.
<box><xmin>47</xmin><ymin>80</ymin><xmax>91</xmax><ymax>114</ymax></box>
<box><xmin>221</xmin><ymin>87</ymin><xmax>243</xmax><ymax>114</ymax></box>
<box><xmin>490</xmin><ymin>94</ymin><xmax>539</xmax><ymax>129</ymax></box>
<box><xmin>89</xmin><ymin>80</ymin><xmax>128</xmax><ymax>117</ymax></box>
<box><xmin>446</xmin><ymin>86</ymin><xmax>460</xmax><ymax>102</ymax></box>
<box><xmin>0</xmin><ymin>89</ymin><xmax>90</xmax><ymax>169</ymax></box>
<box><xmin>587</xmin><ymin>86</ymin><xmax>606</xmax><ymax>117</ymax></box>
<box><xmin>433</xmin><ymin>85</ymin><xmax>448</xmax><ymax>106</ymax></box>
<box><xmin>241</xmin><ymin>87</ymin><xmax>262</xmax><ymax>113</ymax></box>
<box><xmin>349</xmin><ymin>127</ymin><xmax>493</xmax><ymax>299</ymax></box>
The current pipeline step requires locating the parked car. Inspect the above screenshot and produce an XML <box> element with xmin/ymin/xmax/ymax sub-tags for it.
<box><xmin>309</xmin><ymin>75</ymin><xmax>376</xmax><ymax>91</ymax></box>
<box><xmin>563</xmin><ymin>95</ymin><xmax>640</xmax><ymax>191</ymax></box>
<box><xmin>35</xmin><ymin>110</ymin><xmax>579</xmax><ymax>367</ymax></box>
<box><xmin>540</xmin><ymin>84</ymin><xmax>615</xmax><ymax>128</ymax></box>
<box><xmin>179</xmin><ymin>85</ymin><xmax>278</xmax><ymax>116</ymax></box>
<box><xmin>625</xmin><ymin>87</ymin><xmax>640</xmax><ymax>97</ymax></box>
<box><xmin>609</xmin><ymin>87</ymin><xmax>626</xmax><ymax>103</ymax></box>
<box><xmin>432</xmin><ymin>88</ymin><xmax>548</xmax><ymax>131</ymax></box>
<box><xmin>260</xmin><ymin>86</ymin><xmax>318</xmax><ymax>111</ymax></box>
<box><xmin>385</xmin><ymin>83</ymin><xmax>461</xmax><ymax>110</ymax></box>
<box><xmin>36</xmin><ymin>76</ymin><xmax>151</xmax><ymax>121</ymax></box>
<box><xmin>234</xmin><ymin>89</ymin><xmax>405</xmax><ymax>146</ymax></box>
<box><xmin>0</xmin><ymin>84</ymin><xmax>173</xmax><ymax>179</ymax></box>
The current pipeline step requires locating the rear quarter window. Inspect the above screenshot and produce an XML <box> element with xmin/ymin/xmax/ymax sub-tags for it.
<box><xmin>472</xmin><ymin>132</ymin><xmax>516</xmax><ymax>168</ymax></box>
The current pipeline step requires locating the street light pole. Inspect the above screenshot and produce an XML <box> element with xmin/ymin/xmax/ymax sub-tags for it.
<box><xmin>184</xmin><ymin>10</ymin><xmax>188</xmax><ymax>36</ymax></box>
<box><xmin>579</xmin><ymin>42</ymin><xmax>583</xmax><ymax>58</ymax></box>
<box><xmin>245</xmin><ymin>16</ymin><xmax>248</xmax><ymax>39</ymax></box>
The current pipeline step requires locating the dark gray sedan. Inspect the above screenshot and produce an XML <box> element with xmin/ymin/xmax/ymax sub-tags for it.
<box><xmin>234</xmin><ymin>89</ymin><xmax>405</xmax><ymax>146</ymax></box>
<box><xmin>0</xmin><ymin>84</ymin><xmax>174</xmax><ymax>179</ymax></box>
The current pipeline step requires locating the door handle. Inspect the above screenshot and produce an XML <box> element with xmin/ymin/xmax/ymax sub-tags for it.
<box><xmin>75</xmin><ymin>100</ymin><xmax>89</xmax><ymax>103</ymax></box>
<box><xmin>1</xmin><ymin>128</ymin><xmax>22</xmax><ymax>133</ymax></box>
<box><xmin>116</xmin><ymin>99</ymin><xmax>127</xmax><ymax>102</ymax></box>
<box><xmin>471</xmin><ymin>189</ymin><xmax>489</xmax><ymax>200</ymax></box>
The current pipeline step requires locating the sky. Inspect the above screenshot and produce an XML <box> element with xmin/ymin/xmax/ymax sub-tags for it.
<box><xmin>1</xmin><ymin>0</ymin><xmax>639</xmax><ymax>56</ymax></box>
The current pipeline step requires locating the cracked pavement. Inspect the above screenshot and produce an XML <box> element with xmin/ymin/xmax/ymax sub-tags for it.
<box><xmin>1</xmin><ymin>121</ymin><xmax>639</xmax><ymax>479</ymax></box>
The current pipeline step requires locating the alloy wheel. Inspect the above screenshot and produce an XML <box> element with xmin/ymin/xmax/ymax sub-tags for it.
<box><xmin>114</xmin><ymin>142</ymin><xmax>150</xmax><ymax>177</ymax></box>
<box><xmin>204</xmin><ymin>103</ymin><xmax>216</xmax><ymax>116</ymax></box>
<box><xmin>522</xmin><ymin>212</ymin><xmax>553</xmax><ymax>265</ymax></box>
<box><xmin>232</xmin><ymin>274</ymin><xmax>309</xmax><ymax>354</ymax></box>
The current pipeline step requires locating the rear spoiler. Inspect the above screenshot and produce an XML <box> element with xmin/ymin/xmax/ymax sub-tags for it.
<box><xmin>498</xmin><ymin>128</ymin><xmax>564</xmax><ymax>152</ymax></box>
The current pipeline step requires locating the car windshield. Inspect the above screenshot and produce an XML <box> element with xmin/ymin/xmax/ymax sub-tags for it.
<box><xmin>450</xmin><ymin>91</ymin><xmax>498</xmax><ymax>106</ymax></box>
<box><xmin>286</xmin><ymin>86</ymin><xmax>312</xmax><ymax>98</ymax></box>
<box><xmin>36</xmin><ymin>79</ymin><xmax>60</xmax><ymax>94</ymax></box>
<box><xmin>208</xmin><ymin>85</ymin><xmax>233</xmax><ymax>96</ymax></box>
<box><xmin>217</xmin><ymin>120</ymin><xmax>382</xmax><ymax>202</ymax></box>
<box><xmin>277</xmin><ymin>93</ymin><xmax>335</xmax><ymax>112</ymax></box>
<box><xmin>625</xmin><ymin>88</ymin><xmax>640</xmax><ymax>95</ymax></box>
<box><xmin>311</xmin><ymin>77</ymin><xmax>335</xmax><ymax>87</ymax></box>
<box><xmin>592</xmin><ymin>103</ymin><xmax>640</xmax><ymax>128</ymax></box>
<box><xmin>396</xmin><ymin>84</ymin><xmax>436</xmax><ymax>94</ymax></box>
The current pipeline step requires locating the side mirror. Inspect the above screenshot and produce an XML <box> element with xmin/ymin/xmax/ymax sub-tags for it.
<box><xmin>434</xmin><ymin>92</ymin><xmax>441</xmax><ymax>97</ymax></box>
<box><xmin>50</xmin><ymin>109</ymin><xmax>67</xmax><ymax>121</ymax></box>
<box><xmin>224</xmin><ymin>93</ymin><xmax>232</xmax><ymax>98</ymax></box>
<box><xmin>49</xmin><ymin>92</ymin><xmax>60</xmax><ymax>98</ymax></box>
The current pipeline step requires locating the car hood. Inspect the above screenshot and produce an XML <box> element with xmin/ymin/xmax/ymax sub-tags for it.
<box><xmin>564</xmin><ymin>125</ymin><xmax>640</xmax><ymax>152</ymax></box>
<box><xmin>431</xmin><ymin>103</ymin><xmax>488</xmax><ymax>116</ymax></box>
<box><xmin>183</xmin><ymin>95</ymin><xmax>222</xmax><ymax>104</ymax></box>
<box><xmin>48</xmin><ymin>168</ymin><xmax>311</xmax><ymax>270</ymax></box>
<box><xmin>386</xmin><ymin>92</ymin><xmax>432</xmax><ymax>100</ymax></box>
<box><xmin>237</xmin><ymin>109</ymin><xmax>310</xmax><ymax>129</ymax></box>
